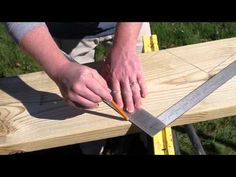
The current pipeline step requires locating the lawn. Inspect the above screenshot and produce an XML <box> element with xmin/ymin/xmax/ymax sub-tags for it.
<box><xmin>0</xmin><ymin>22</ymin><xmax>236</xmax><ymax>155</ymax></box>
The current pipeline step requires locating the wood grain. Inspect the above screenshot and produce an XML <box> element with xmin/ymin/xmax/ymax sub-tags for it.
<box><xmin>1</xmin><ymin>38</ymin><xmax>236</xmax><ymax>154</ymax></box>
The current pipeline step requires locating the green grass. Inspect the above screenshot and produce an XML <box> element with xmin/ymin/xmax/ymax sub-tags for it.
<box><xmin>1</xmin><ymin>22</ymin><xmax>236</xmax><ymax>155</ymax></box>
<box><xmin>175</xmin><ymin>117</ymin><xmax>236</xmax><ymax>155</ymax></box>
<box><xmin>0</xmin><ymin>23</ymin><xmax>41</xmax><ymax>77</ymax></box>
<box><xmin>150</xmin><ymin>22</ymin><xmax>236</xmax><ymax>49</ymax></box>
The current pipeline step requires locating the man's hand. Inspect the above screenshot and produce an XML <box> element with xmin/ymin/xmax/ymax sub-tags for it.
<box><xmin>55</xmin><ymin>62</ymin><xmax>112</xmax><ymax>108</ymax></box>
<box><xmin>19</xmin><ymin>25</ymin><xmax>112</xmax><ymax>109</ymax></box>
<box><xmin>103</xmin><ymin>47</ymin><xmax>147</xmax><ymax>113</ymax></box>
<box><xmin>102</xmin><ymin>23</ymin><xmax>148</xmax><ymax>113</ymax></box>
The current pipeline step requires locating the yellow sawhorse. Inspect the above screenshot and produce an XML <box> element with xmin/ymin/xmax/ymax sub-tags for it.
<box><xmin>143</xmin><ymin>35</ymin><xmax>175</xmax><ymax>155</ymax></box>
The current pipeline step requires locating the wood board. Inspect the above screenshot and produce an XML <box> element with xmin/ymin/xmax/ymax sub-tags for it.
<box><xmin>1</xmin><ymin>37</ymin><xmax>236</xmax><ymax>154</ymax></box>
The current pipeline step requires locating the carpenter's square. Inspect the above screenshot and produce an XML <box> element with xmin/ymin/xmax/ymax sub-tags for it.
<box><xmin>130</xmin><ymin>59</ymin><xmax>236</xmax><ymax>137</ymax></box>
<box><xmin>107</xmin><ymin>59</ymin><xmax>236</xmax><ymax>137</ymax></box>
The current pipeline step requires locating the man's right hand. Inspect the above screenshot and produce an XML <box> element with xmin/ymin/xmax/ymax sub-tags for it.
<box><xmin>18</xmin><ymin>24</ymin><xmax>112</xmax><ymax>108</ymax></box>
<box><xmin>54</xmin><ymin>62</ymin><xmax>112</xmax><ymax>108</ymax></box>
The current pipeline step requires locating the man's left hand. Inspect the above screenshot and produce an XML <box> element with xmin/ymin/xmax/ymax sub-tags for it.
<box><xmin>102</xmin><ymin>47</ymin><xmax>147</xmax><ymax>113</ymax></box>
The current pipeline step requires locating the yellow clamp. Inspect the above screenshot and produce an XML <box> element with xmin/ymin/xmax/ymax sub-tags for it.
<box><xmin>143</xmin><ymin>34</ymin><xmax>175</xmax><ymax>155</ymax></box>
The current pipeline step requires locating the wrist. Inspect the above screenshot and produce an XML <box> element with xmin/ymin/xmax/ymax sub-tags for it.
<box><xmin>112</xmin><ymin>22</ymin><xmax>141</xmax><ymax>52</ymax></box>
<box><xmin>45</xmin><ymin>55</ymin><xmax>71</xmax><ymax>83</ymax></box>
<box><xmin>110</xmin><ymin>44</ymin><xmax>137</xmax><ymax>54</ymax></box>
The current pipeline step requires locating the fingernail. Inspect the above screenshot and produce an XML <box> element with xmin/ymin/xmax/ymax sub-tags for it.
<box><xmin>142</xmin><ymin>93</ymin><xmax>147</xmax><ymax>98</ymax></box>
<box><xmin>91</xmin><ymin>103</ymin><xmax>99</xmax><ymax>109</ymax></box>
<box><xmin>126</xmin><ymin>107</ymin><xmax>134</xmax><ymax>113</ymax></box>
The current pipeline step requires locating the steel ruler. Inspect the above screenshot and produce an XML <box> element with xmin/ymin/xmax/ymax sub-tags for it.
<box><xmin>128</xmin><ymin>59</ymin><xmax>236</xmax><ymax>137</ymax></box>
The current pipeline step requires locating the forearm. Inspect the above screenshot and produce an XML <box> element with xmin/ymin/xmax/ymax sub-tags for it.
<box><xmin>19</xmin><ymin>25</ymin><xmax>70</xmax><ymax>81</ymax></box>
<box><xmin>112</xmin><ymin>22</ymin><xmax>142</xmax><ymax>51</ymax></box>
<box><xmin>5</xmin><ymin>22</ymin><xmax>46</xmax><ymax>43</ymax></box>
<box><xmin>5</xmin><ymin>23</ymin><xmax>112</xmax><ymax>108</ymax></box>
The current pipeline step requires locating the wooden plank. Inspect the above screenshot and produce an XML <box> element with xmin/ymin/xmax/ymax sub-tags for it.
<box><xmin>1</xmin><ymin>37</ymin><xmax>236</xmax><ymax>154</ymax></box>
<box><xmin>166</xmin><ymin>37</ymin><xmax>236</xmax><ymax>73</ymax></box>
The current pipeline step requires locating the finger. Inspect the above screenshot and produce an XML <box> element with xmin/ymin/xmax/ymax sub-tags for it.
<box><xmin>137</xmin><ymin>74</ymin><xmax>148</xmax><ymax>98</ymax></box>
<box><xmin>130</xmin><ymin>79</ymin><xmax>142</xmax><ymax>110</ymax></box>
<box><xmin>72</xmin><ymin>85</ymin><xmax>102</xmax><ymax>103</ymax></box>
<box><xmin>68</xmin><ymin>92</ymin><xmax>98</xmax><ymax>109</ymax></box>
<box><xmin>86</xmin><ymin>79</ymin><xmax>112</xmax><ymax>102</ymax></box>
<box><xmin>65</xmin><ymin>99</ymin><xmax>88</xmax><ymax>109</ymax></box>
<box><xmin>121</xmin><ymin>78</ymin><xmax>134</xmax><ymax>113</ymax></box>
<box><xmin>111</xmin><ymin>79</ymin><xmax>123</xmax><ymax>108</ymax></box>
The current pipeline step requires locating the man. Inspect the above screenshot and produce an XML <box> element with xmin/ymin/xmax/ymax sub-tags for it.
<box><xmin>5</xmin><ymin>22</ymin><xmax>151</xmax><ymax>154</ymax></box>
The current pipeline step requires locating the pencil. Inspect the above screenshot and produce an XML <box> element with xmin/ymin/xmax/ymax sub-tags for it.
<box><xmin>111</xmin><ymin>100</ymin><xmax>129</xmax><ymax>120</ymax></box>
